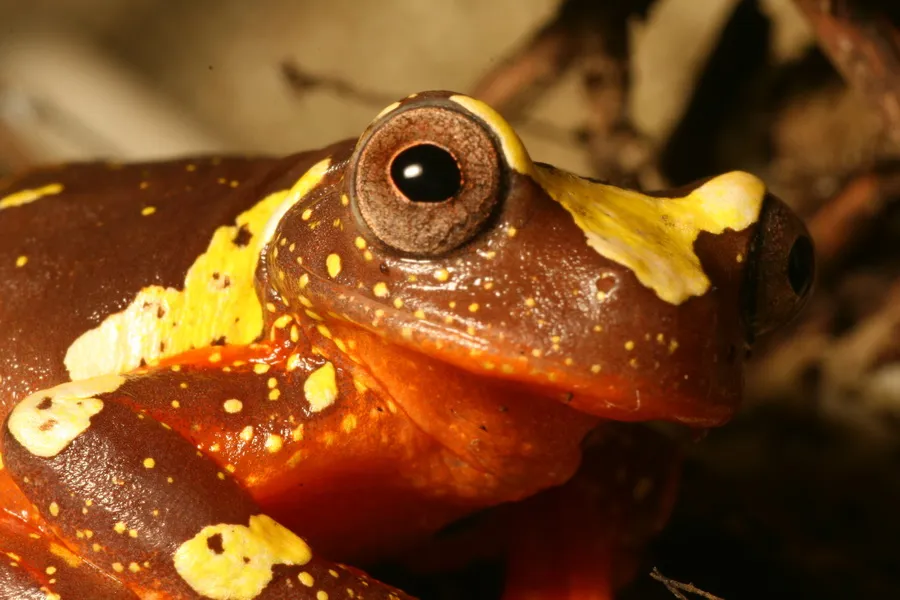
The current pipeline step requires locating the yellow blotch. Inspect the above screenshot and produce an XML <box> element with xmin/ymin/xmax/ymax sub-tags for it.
<box><xmin>173</xmin><ymin>514</ymin><xmax>312</xmax><ymax>600</ymax></box>
<box><xmin>223</xmin><ymin>399</ymin><xmax>243</xmax><ymax>414</ymax></box>
<box><xmin>299</xmin><ymin>571</ymin><xmax>314</xmax><ymax>587</ymax></box>
<box><xmin>15</xmin><ymin>255</ymin><xmax>27</xmax><ymax>267</ymax></box>
<box><xmin>354</xmin><ymin>237</ymin><xmax>367</xmax><ymax>250</ymax></box>
<box><xmin>64</xmin><ymin>159</ymin><xmax>330</xmax><ymax>381</ymax></box>
<box><xmin>49</xmin><ymin>502</ymin><xmax>59</xmax><ymax>517</ymax></box>
<box><xmin>373</xmin><ymin>282</ymin><xmax>389</xmax><ymax>298</ymax></box>
<box><xmin>143</xmin><ymin>458</ymin><xmax>156</xmax><ymax>469</ymax></box>
<box><xmin>253</xmin><ymin>363</ymin><xmax>270</xmax><ymax>375</ymax></box>
<box><xmin>0</xmin><ymin>183</ymin><xmax>64</xmax><ymax>210</ymax></box>
<box><xmin>625</xmin><ymin>341</ymin><xmax>635</xmax><ymax>351</ymax></box>
<box><xmin>304</xmin><ymin>362</ymin><xmax>338</xmax><ymax>413</ymax></box>
<box><xmin>534</xmin><ymin>167</ymin><xmax>765</xmax><ymax>305</ymax></box>
<box><xmin>264</xmin><ymin>434</ymin><xmax>283</xmax><ymax>453</ymax></box>
<box><xmin>7</xmin><ymin>375</ymin><xmax>122</xmax><ymax>458</ymax></box>
<box><xmin>449</xmin><ymin>96</ymin><xmax>533</xmax><ymax>174</ymax></box>
<box><xmin>341</xmin><ymin>414</ymin><xmax>358</xmax><ymax>433</ymax></box>
<box><xmin>141</xmin><ymin>206</ymin><xmax>157</xmax><ymax>216</ymax></box>
<box><xmin>326</xmin><ymin>254</ymin><xmax>342</xmax><ymax>278</ymax></box>
<box><xmin>433</xmin><ymin>269</ymin><xmax>449</xmax><ymax>282</ymax></box>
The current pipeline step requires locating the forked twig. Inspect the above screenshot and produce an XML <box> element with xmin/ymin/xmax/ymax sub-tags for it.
<box><xmin>650</xmin><ymin>568</ymin><xmax>726</xmax><ymax>600</ymax></box>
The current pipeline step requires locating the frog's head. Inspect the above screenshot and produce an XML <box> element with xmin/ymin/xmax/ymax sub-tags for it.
<box><xmin>269</xmin><ymin>91</ymin><xmax>814</xmax><ymax>428</ymax></box>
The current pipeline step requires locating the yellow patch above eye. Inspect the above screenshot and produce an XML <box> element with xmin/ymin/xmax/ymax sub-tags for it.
<box><xmin>173</xmin><ymin>514</ymin><xmax>312</xmax><ymax>600</ymax></box>
<box><xmin>448</xmin><ymin>95</ymin><xmax>534</xmax><ymax>175</ymax></box>
<box><xmin>535</xmin><ymin>167</ymin><xmax>766</xmax><ymax>305</ymax></box>
<box><xmin>7</xmin><ymin>375</ymin><xmax>123</xmax><ymax>457</ymax></box>
<box><xmin>63</xmin><ymin>160</ymin><xmax>331</xmax><ymax>381</ymax></box>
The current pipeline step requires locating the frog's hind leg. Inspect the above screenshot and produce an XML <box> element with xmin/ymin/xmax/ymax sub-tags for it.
<box><xmin>499</xmin><ymin>424</ymin><xmax>680</xmax><ymax>600</ymax></box>
<box><xmin>1</xmin><ymin>363</ymin><xmax>413</xmax><ymax>599</ymax></box>
<box><xmin>0</xmin><ymin>510</ymin><xmax>138</xmax><ymax>599</ymax></box>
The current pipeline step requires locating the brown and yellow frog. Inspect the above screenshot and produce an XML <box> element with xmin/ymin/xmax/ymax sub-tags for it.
<box><xmin>0</xmin><ymin>91</ymin><xmax>813</xmax><ymax>599</ymax></box>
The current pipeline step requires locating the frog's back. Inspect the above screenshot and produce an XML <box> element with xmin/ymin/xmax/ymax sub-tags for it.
<box><xmin>0</xmin><ymin>153</ymin><xmax>315</xmax><ymax>413</ymax></box>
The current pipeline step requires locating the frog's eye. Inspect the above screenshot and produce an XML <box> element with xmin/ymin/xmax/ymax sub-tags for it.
<box><xmin>349</xmin><ymin>104</ymin><xmax>502</xmax><ymax>256</ymax></box>
<box><xmin>744</xmin><ymin>194</ymin><xmax>816</xmax><ymax>338</ymax></box>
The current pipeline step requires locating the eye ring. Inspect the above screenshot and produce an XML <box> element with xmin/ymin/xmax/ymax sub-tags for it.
<box><xmin>348</xmin><ymin>103</ymin><xmax>502</xmax><ymax>256</ymax></box>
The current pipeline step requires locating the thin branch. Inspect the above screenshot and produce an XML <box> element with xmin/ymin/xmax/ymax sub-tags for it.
<box><xmin>795</xmin><ymin>0</ymin><xmax>900</xmax><ymax>143</ymax></box>
<box><xmin>650</xmin><ymin>568</ymin><xmax>727</xmax><ymax>600</ymax></box>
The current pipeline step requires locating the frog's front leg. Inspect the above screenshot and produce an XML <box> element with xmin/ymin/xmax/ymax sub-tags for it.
<box><xmin>1</xmin><ymin>363</ymin><xmax>412</xmax><ymax>600</ymax></box>
<box><xmin>499</xmin><ymin>424</ymin><xmax>680</xmax><ymax>600</ymax></box>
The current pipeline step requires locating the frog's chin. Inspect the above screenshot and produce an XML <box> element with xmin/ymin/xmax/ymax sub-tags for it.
<box><xmin>493</xmin><ymin>376</ymin><xmax>737</xmax><ymax>429</ymax></box>
<box><xmin>318</xmin><ymin>320</ymin><xmax>739</xmax><ymax>429</ymax></box>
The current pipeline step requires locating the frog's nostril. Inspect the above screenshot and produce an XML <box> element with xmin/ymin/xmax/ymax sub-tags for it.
<box><xmin>787</xmin><ymin>236</ymin><xmax>814</xmax><ymax>296</ymax></box>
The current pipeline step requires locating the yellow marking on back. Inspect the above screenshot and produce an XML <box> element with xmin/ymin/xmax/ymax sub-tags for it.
<box><xmin>534</xmin><ymin>167</ymin><xmax>766</xmax><ymax>305</ymax></box>
<box><xmin>64</xmin><ymin>160</ymin><xmax>331</xmax><ymax>380</ymax></box>
<box><xmin>173</xmin><ymin>514</ymin><xmax>312</xmax><ymax>600</ymax></box>
<box><xmin>304</xmin><ymin>362</ymin><xmax>338</xmax><ymax>413</ymax></box>
<box><xmin>7</xmin><ymin>375</ymin><xmax>123</xmax><ymax>457</ymax></box>
<box><xmin>0</xmin><ymin>183</ymin><xmax>64</xmax><ymax>210</ymax></box>
<box><xmin>449</xmin><ymin>95</ymin><xmax>533</xmax><ymax>174</ymax></box>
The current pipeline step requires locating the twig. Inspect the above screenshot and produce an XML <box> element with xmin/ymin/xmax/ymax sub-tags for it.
<box><xmin>794</xmin><ymin>0</ymin><xmax>900</xmax><ymax>143</ymax></box>
<box><xmin>650</xmin><ymin>568</ymin><xmax>726</xmax><ymax>600</ymax></box>
<box><xmin>807</xmin><ymin>161</ymin><xmax>900</xmax><ymax>270</ymax></box>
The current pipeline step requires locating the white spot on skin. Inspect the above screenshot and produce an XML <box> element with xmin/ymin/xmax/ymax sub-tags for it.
<box><xmin>173</xmin><ymin>514</ymin><xmax>312</xmax><ymax>600</ymax></box>
<box><xmin>304</xmin><ymin>362</ymin><xmax>338</xmax><ymax>413</ymax></box>
<box><xmin>7</xmin><ymin>375</ymin><xmax>124</xmax><ymax>458</ymax></box>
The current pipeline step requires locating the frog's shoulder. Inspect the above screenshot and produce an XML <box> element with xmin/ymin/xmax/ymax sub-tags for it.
<box><xmin>0</xmin><ymin>148</ymin><xmax>337</xmax><ymax>407</ymax></box>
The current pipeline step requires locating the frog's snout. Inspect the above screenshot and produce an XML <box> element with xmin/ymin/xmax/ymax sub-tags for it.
<box><xmin>741</xmin><ymin>191</ymin><xmax>815</xmax><ymax>339</ymax></box>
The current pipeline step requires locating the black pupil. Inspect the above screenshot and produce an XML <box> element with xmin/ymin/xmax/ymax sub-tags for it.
<box><xmin>390</xmin><ymin>144</ymin><xmax>462</xmax><ymax>203</ymax></box>
<box><xmin>787</xmin><ymin>236</ymin><xmax>814</xmax><ymax>296</ymax></box>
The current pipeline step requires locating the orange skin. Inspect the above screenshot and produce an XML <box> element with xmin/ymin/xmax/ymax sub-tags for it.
<box><xmin>0</xmin><ymin>91</ymin><xmax>813</xmax><ymax>599</ymax></box>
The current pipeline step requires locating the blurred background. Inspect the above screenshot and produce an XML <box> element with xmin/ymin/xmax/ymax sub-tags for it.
<box><xmin>2</xmin><ymin>0</ymin><xmax>899</xmax><ymax>598</ymax></box>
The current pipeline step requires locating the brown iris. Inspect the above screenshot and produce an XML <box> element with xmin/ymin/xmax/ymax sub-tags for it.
<box><xmin>348</xmin><ymin>101</ymin><xmax>502</xmax><ymax>256</ymax></box>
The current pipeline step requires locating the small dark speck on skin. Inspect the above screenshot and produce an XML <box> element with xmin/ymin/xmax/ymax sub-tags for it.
<box><xmin>379</xmin><ymin>263</ymin><xmax>389</xmax><ymax>275</ymax></box>
<box><xmin>232</xmin><ymin>224</ymin><xmax>252</xmax><ymax>247</ymax></box>
<box><xmin>37</xmin><ymin>397</ymin><xmax>52</xmax><ymax>410</ymax></box>
<box><xmin>478</xmin><ymin>424</ymin><xmax>488</xmax><ymax>432</ymax></box>
<box><xmin>563</xmin><ymin>392</ymin><xmax>574</xmax><ymax>403</ymax></box>
<box><xmin>498</xmin><ymin>405</ymin><xmax>508</xmax><ymax>413</ymax></box>
<box><xmin>206</xmin><ymin>533</ymin><xmax>224</xmax><ymax>554</ymax></box>
<box><xmin>211</xmin><ymin>336</ymin><xmax>226</xmax><ymax>346</ymax></box>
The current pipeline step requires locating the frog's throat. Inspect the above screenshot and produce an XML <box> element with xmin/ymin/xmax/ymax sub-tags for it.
<box><xmin>449</xmin><ymin>94</ymin><xmax>766</xmax><ymax>306</ymax></box>
<box><xmin>63</xmin><ymin>160</ymin><xmax>331</xmax><ymax>382</ymax></box>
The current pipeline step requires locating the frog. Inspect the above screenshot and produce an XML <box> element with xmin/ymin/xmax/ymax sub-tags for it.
<box><xmin>0</xmin><ymin>90</ymin><xmax>814</xmax><ymax>600</ymax></box>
